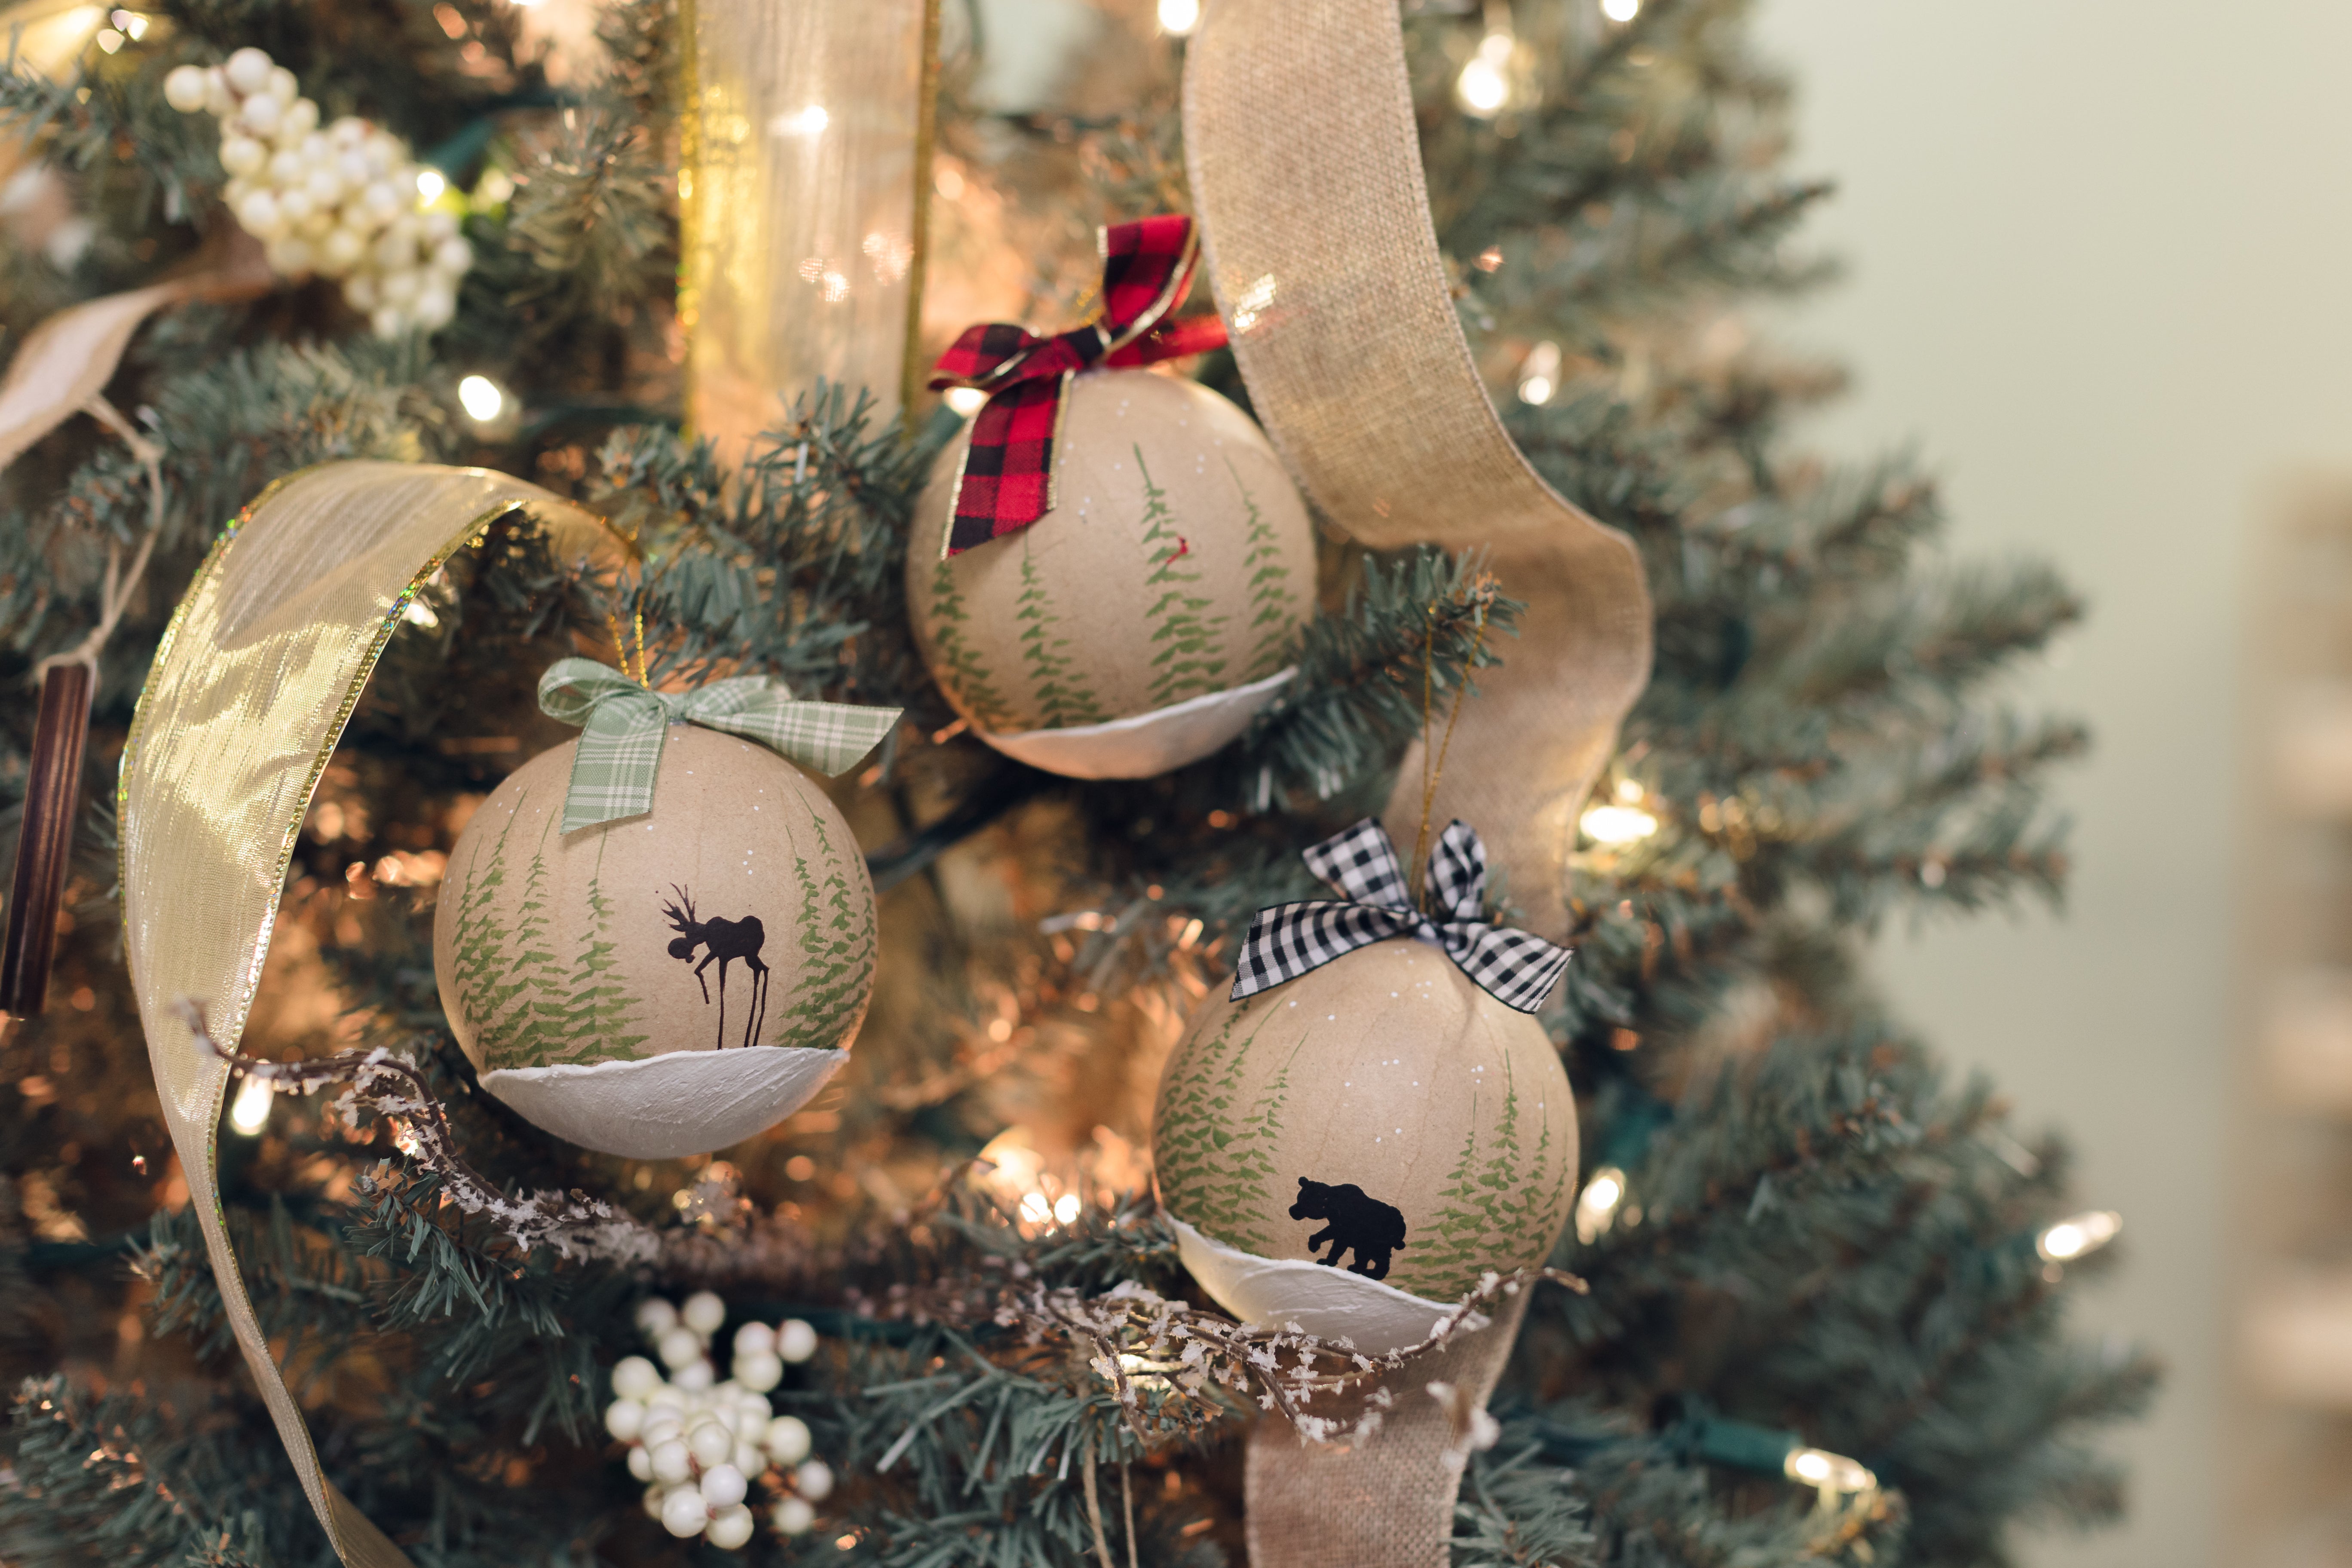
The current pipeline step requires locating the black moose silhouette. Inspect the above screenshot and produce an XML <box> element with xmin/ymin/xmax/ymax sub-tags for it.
<box><xmin>1290</xmin><ymin>1176</ymin><xmax>1409</xmax><ymax>1280</ymax></box>
<box><xmin>659</xmin><ymin>885</ymin><xmax>770</xmax><ymax>1049</ymax></box>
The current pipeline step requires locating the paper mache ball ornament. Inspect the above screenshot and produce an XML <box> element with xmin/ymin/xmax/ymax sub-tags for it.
<box><xmin>1152</xmin><ymin>819</ymin><xmax>1579</xmax><ymax>1354</ymax></box>
<box><xmin>433</xmin><ymin>659</ymin><xmax>899</xmax><ymax>1159</ymax></box>
<box><xmin>908</xmin><ymin>214</ymin><xmax>1316</xmax><ymax>780</ymax></box>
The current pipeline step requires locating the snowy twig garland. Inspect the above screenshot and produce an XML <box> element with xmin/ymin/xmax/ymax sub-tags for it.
<box><xmin>176</xmin><ymin>998</ymin><xmax>656</xmax><ymax>1263</ymax></box>
<box><xmin>606</xmin><ymin>1294</ymin><xmax>836</xmax><ymax>1547</ymax></box>
<box><xmin>900</xmin><ymin>1256</ymin><xmax>1586</xmax><ymax>1451</ymax></box>
<box><xmin>162</xmin><ymin>49</ymin><xmax>473</xmax><ymax>337</ymax></box>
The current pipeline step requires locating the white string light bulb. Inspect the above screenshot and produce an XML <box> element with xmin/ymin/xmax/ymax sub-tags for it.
<box><xmin>2036</xmin><ymin>1209</ymin><xmax>2121</xmax><ymax>1264</ymax></box>
<box><xmin>1574</xmin><ymin>1164</ymin><xmax>1628</xmax><ymax>1243</ymax></box>
<box><xmin>1455</xmin><ymin>31</ymin><xmax>1516</xmax><ymax>118</ymax></box>
<box><xmin>603</xmin><ymin>1296</ymin><xmax>830</xmax><ymax>1550</ymax></box>
<box><xmin>163</xmin><ymin>48</ymin><xmax>473</xmax><ymax>338</ymax></box>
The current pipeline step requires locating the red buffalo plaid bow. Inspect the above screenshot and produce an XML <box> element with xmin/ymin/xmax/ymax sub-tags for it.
<box><xmin>929</xmin><ymin>213</ymin><xmax>1228</xmax><ymax>556</ymax></box>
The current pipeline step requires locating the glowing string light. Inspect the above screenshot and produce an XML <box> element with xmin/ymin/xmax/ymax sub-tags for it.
<box><xmin>2037</xmin><ymin>1209</ymin><xmax>2121</xmax><ymax>1263</ymax></box>
<box><xmin>229</xmin><ymin>1074</ymin><xmax>274</xmax><ymax>1136</ymax></box>
<box><xmin>1455</xmin><ymin>31</ymin><xmax>1513</xmax><ymax>118</ymax></box>
<box><xmin>1574</xmin><ymin>1165</ymin><xmax>1627</xmax><ymax>1243</ymax></box>
<box><xmin>1158</xmin><ymin>0</ymin><xmax>1200</xmax><ymax>35</ymax></box>
<box><xmin>457</xmin><ymin>374</ymin><xmax>505</xmax><ymax>422</ymax></box>
<box><xmin>1518</xmin><ymin>340</ymin><xmax>1562</xmax><ymax>406</ymax></box>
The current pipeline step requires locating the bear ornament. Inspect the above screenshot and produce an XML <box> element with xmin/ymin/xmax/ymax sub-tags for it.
<box><xmin>1150</xmin><ymin>814</ymin><xmax>1582</xmax><ymax>1354</ymax></box>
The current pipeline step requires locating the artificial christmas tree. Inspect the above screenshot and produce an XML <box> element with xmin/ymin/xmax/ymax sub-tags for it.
<box><xmin>0</xmin><ymin>1</ymin><xmax>2152</xmax><ymax>1565</ymax></box>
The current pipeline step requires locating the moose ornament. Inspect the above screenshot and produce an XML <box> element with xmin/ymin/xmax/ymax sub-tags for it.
<box><xmin>433</xmin><ymin>659</ymin><xmax>898</xmax><ymax>1158</ymax></box>
<box><xmin>1151</xmin><ymin>819</ymin><xmax>1579</xmax><ymax>1352</ymax></box>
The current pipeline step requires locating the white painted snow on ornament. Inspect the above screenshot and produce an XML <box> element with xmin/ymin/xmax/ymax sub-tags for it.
<box><xmin>1169</xmin><ymin>1215</ymin><xmax>1455</xmax><ymax>1356</ymax></box>
<box><xmin>974</xmin><ymin>666</ymin><xmax>1294</xmax><ymax>780</ymax></box>
<box><xmin>482</xmin><ymin>1045</ymin><xmax>846</xmax><ymax>1159</ymax></box>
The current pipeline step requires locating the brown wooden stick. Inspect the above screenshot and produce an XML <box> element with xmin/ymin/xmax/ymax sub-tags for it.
<box><xmin>1</xmin><ymin>662</ymin><xmax>94</xmax><ymax>1017</ymax></box>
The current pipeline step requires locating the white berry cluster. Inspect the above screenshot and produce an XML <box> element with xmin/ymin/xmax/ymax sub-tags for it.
<box><xmin>604</xmin><ymin>1292</ymin><xmax>834</xmax><ymax>1550</ymax></box>
<box><xmin>161</xmin><ymin>48</ymin><xmax>472</xmax><ymax>337</ymax></box>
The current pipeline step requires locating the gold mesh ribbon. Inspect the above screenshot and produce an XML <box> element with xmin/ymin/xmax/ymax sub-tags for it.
<box><xmin>1184</xmin><ymin>0</ymin><xmax>1652</xmax><ymax>941</ymax></box>
<box><xmin>1185</xmin><ymin>3</ymin><xmax>1651</xmax><ymax>1559</ymax></box>
<box><xmin>119</xmin><ymin>463</ymin><xmax>615</xmax><ymax>1567</ymax></box>
<box><xmin>679</xmin><ymin>0</ymin><xmax>927</xmax><ymax>456</ymax></box>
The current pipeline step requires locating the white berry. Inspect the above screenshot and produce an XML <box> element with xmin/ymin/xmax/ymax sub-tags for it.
<box><xmin>612</xmin><ymin>1355</ymin><xmax>662</xmax><ymax>1400</ymax></box>
<box><xmin>674</xmin><ymin>1360</ymin><xmax>714</xmax><ymax>1392</ymax></box>
<box><xmin>648</xmin><ymin>1438</ymin><xmax>692</xmax><ymax>1486</ymax></box>
<box><xmin>238</xmin><ymin>93</ymin><xmax>282</xmax><ymax>137</ymax></box>
<box><xmin>764</xmin><ymin>1415</ymin><xmax>812</xmax><ymax>1465</ymax></box>
<box><xmin>642</xmin><ymin>1484</ymin><xmax>666</xmax><ymax>1520</ymax></box>
<box><xmin>202</xmin><ymin>70</ymin><xmax>235</xmax><ymax>117</ymax></box>
<box><xmin>773</xmin><ymin>1497</ymin><xmax>816</xmax><ymax>1535</ymax></box>
<box><xmin>699</xmin><ymin>1463</ymin><xmax>747</xmax><ymax>1508</ymax></box>
<box><xmin>682</xmin><ymin>1292</ymin><xmax>726</xmax><ymax>1336</ymax></box>
<box><xmin>281</xmin><ymin>98</ymin><xmax>318</xmax><ymax>140</ymax></box>
<box><xmin>163</xmin><ymin>66</ymin><xmax>210</xmax><ymax>114</ymax></box>
<box><xmin>705</xmin><ymin>1503</ymin><xmax>756</xmax><ymax>1550</ymax></box>
<box><xmin>266</xmin><ymin>66</ymin><xmax>298</xmax><ymax>107</ymax></box>
<box><xmin>218</xmin><ymin>136</ymin><xmax>266</xmax><ymax>178</ymax></box>
<box><xmin>603</xmin><ymin>1398</ymin><xmax>645</xmax><ymax>1442</ymax></box>
<box><xmin>234</xmin><ymin>189</ymin><xmax>285</xmax><ymax>240</ymax></box>
<box><xmin>795</xmin><ymin>1460</ymin><xmax>834</xmax><ymax>1502</ymax></box>
<box><xmin>657</xmin><ymin>1326</ymin><xmax>704</xmax><ymax>1370</ymax></box>
<box><xmin>732</xmin><ymin>1438</ymin><xmax>764</xmax><ymax>1476</ymax></box>
<box><xmin>732</xmin><ymin>1323</ymin><xmax>776</xmax><ymax>1358</ymax></box>
<box><xmin>627</xmin><ymin>1445</ymin><xmax>653</xmax><ymax>1482</ymax></box>
<box><xmin>223</xmin><ymin>48</ymin><xmax>273</xmax><ymax>95</ymax></box>
<box><xmin>778</xmin><ymin>1320</ymin><xmax>819</xmax><ymax>1364</ymax></box>
<box><xmin>687</xmin><ymin>1420</ymin><xmax>735</xmax><ymax>1469</ymax></box>
<box><xmin>734</xmin><ymin>1351</ymin><xmax>783</xmax><ymax>1393</ymax></box>
<box><xmin>659</xmin><ymin>1486</ymin><xmax>709</xmax><ymax>1539</ymax></box>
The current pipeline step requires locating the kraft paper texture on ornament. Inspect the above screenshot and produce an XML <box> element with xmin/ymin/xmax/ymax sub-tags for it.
<box><xmin>1153</xmin><ymin>938</ymin><xmax>1577</xmax><ymax>1305</ymax></box>
<box><xmin>680</xmin><ymin>0</ymin><xmax>925</xmax><ymax>456</ymax></box>
<box><xmin>908</xmin><ymin>368</ymin><xmax>1315</xmax><ymax>778</ymax></box>
<box><xmin>1185</xmin><ymin>0</ymin><xmax>1654</xmax><ymax>942</ymax></box>
<box><xmin>119</xmin><ymin>462</ymin><xmax>626</xmax><ymax>1568</ymax></box>
<box><xmin>435</xmin><ymin>728</ymin><xmax>868</xmax><ymax>1159</ymax></box>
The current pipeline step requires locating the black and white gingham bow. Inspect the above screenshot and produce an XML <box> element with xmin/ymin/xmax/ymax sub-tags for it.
<box><xmin>1231</xmin><ymin>819</ymin><xmax>1573</xmax><ymax>1014</ymax></box>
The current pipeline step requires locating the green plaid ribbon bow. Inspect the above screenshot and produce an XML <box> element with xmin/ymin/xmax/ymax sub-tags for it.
<box><xmin>538</xmin><ymin>658</ymin><xmax>901</xmax><ymax>833</ymax></box>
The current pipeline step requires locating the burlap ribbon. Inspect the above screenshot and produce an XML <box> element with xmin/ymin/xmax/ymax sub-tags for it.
<box><xmin>1185</xmin><ymin>0</ymin><xmax>1652</xmax><ymax>943</ymax></box>
<box><xmin>120</xmin><ymin>463</ymin><xmax>622</xmax><ymax>1567</ymax></box>
<box><xmin>1185</xmin><ymin>2</ymin><xmax>1652</xmax><ymax>1561</ymax></box>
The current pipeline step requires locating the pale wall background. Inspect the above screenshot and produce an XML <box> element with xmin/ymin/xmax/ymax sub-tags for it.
<box><xmin>1750</xmin><ymin>4</ymin><xmax>2352</xmax><ymax>1565</ymax></box>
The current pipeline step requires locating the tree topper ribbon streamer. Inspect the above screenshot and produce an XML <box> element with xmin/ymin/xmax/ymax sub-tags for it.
<box><xmin>928</xmin><ymin>213</ymin><xmax>1228</xmax><ymax>556</ymax></box>
<box><xmin>1232</xmin><ymin>818</ymin><xmax>1572</xmax><ymax>1014</ymax></box>
<box><xmin>538</xmin><ymin>657</ymin><xmax>900</xmax><ymax>833</ymax></box>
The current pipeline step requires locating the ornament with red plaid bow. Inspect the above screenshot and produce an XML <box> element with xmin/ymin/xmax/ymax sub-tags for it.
<box><xmin>928</xmin><ymin>214</ymin><xmax>1229</xmax><ymax>557</ymax></box>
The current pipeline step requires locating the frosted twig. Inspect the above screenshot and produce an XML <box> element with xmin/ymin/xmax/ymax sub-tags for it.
<box><xmin>974</xmin><ymin>1264</ymin><xmax>1584</xmax><ymax>1449</ymax></box>
<box><xmin>177</xmin><ymin>998</ymin><xmax>658</xmax><ymax>1263</ymax></box>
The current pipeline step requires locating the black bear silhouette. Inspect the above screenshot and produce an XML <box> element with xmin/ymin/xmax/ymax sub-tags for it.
<box><xmin>658</xmin><ymin>884</ymin><xmax>770</xmax><ymax>1049</ymax></box>
<box><xmin>1289</xmin><ymin>1176</ymin><xmax>1409</xmax><ymax>1280</ymax></box>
